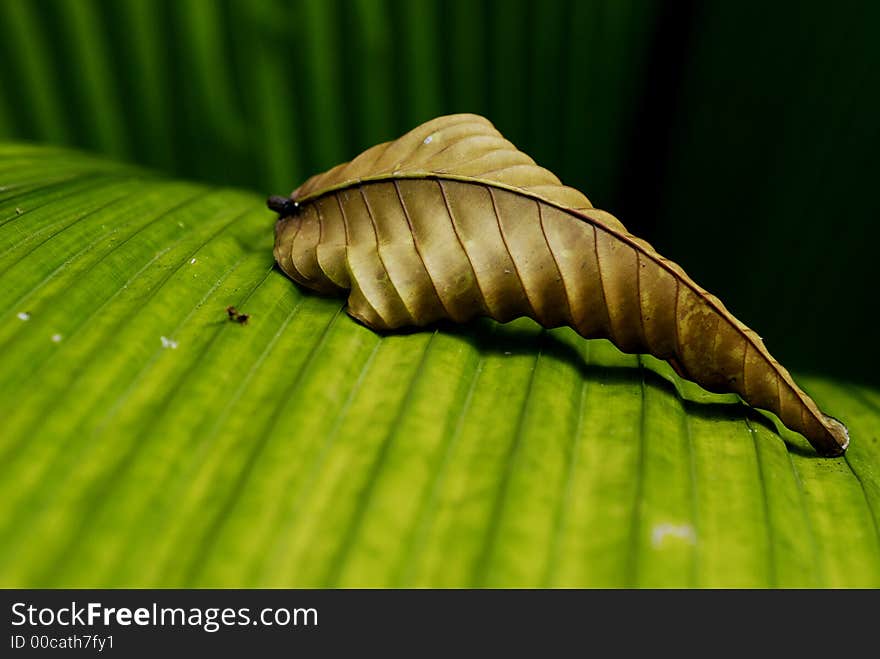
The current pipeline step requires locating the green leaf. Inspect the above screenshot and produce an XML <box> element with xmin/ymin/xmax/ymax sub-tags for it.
<box><xmin>0</xmin><ymin>0</ymin><xmax>659</xmax><ymax>210</ymax></box>
<box><xmin>2</xmin><ymin>144</ymin><xmax>879</xmax><ymax>587</ymax></box>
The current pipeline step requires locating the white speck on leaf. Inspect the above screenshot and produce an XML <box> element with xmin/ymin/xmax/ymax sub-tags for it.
<box><xmin>160</xmin><ymin>336</ymin><xmax>178</xmax><ymax>349</ymax></box>
<box><xmin>17</xmin><ymin>311</ymin><xmax>30</xmax><ymax>321</ymax></box>
<box><xmin>51</xmin><ymin>333</ymin><xmax>62</xmax><ymax>343</ymax></box>
<box><xmin>15</xmin><ymin>207</ymin><xmax>23</xmax><ymax>215</ymax></box>
<box><xmin>190</xmin><ymin>258</ymin><xmax>196</xmax><ymax>264</ymax></box>
<box><xmin>651</xmin><ymin>523</ymin><xmax>697</xmax><ymax>549</ymax></box>
<box><xmin>423</xmin><ymin>135</ymin><xmax>433</xmax><ymax>145</ymax></box>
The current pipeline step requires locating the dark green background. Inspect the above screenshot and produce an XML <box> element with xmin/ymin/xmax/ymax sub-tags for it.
<box><xmin>1</xmin><ymin>0</ymin><xmax>876</xmax><ymax>384</ymax></box>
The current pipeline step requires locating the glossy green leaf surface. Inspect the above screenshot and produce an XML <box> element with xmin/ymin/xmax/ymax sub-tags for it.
<box><xmin>1</xmin><ymin>145</ymin><xmax>878</xmax><ymax>587</ymax></box>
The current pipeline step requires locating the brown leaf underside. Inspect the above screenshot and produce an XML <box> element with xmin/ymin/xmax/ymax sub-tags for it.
<box><xmin>272</xmin><ymin>114</ymin><xmax>848</xmax><ymax>457</ymax></box>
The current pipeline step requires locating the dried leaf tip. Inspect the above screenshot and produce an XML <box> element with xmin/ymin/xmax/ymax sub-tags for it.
<box><xmin>821</xmin><ymin>415</ymin><xmax>850</xmax><ymax>456</ymax></box>
<box><xmin>267</xmin><ymin>195</ymin><xmax>299</xmax><ymax>218</ymax></box>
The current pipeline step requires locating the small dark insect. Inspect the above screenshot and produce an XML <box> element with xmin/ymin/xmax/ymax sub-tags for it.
<box><xmin>267</xmin><ymin>195</ymin><xmax>300</xmax><ymax>217</ymax></box>
<box><xmin>225</xmin><ymin>305</ymin><xmax>250</xmax><ymax>325</ymax></box>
